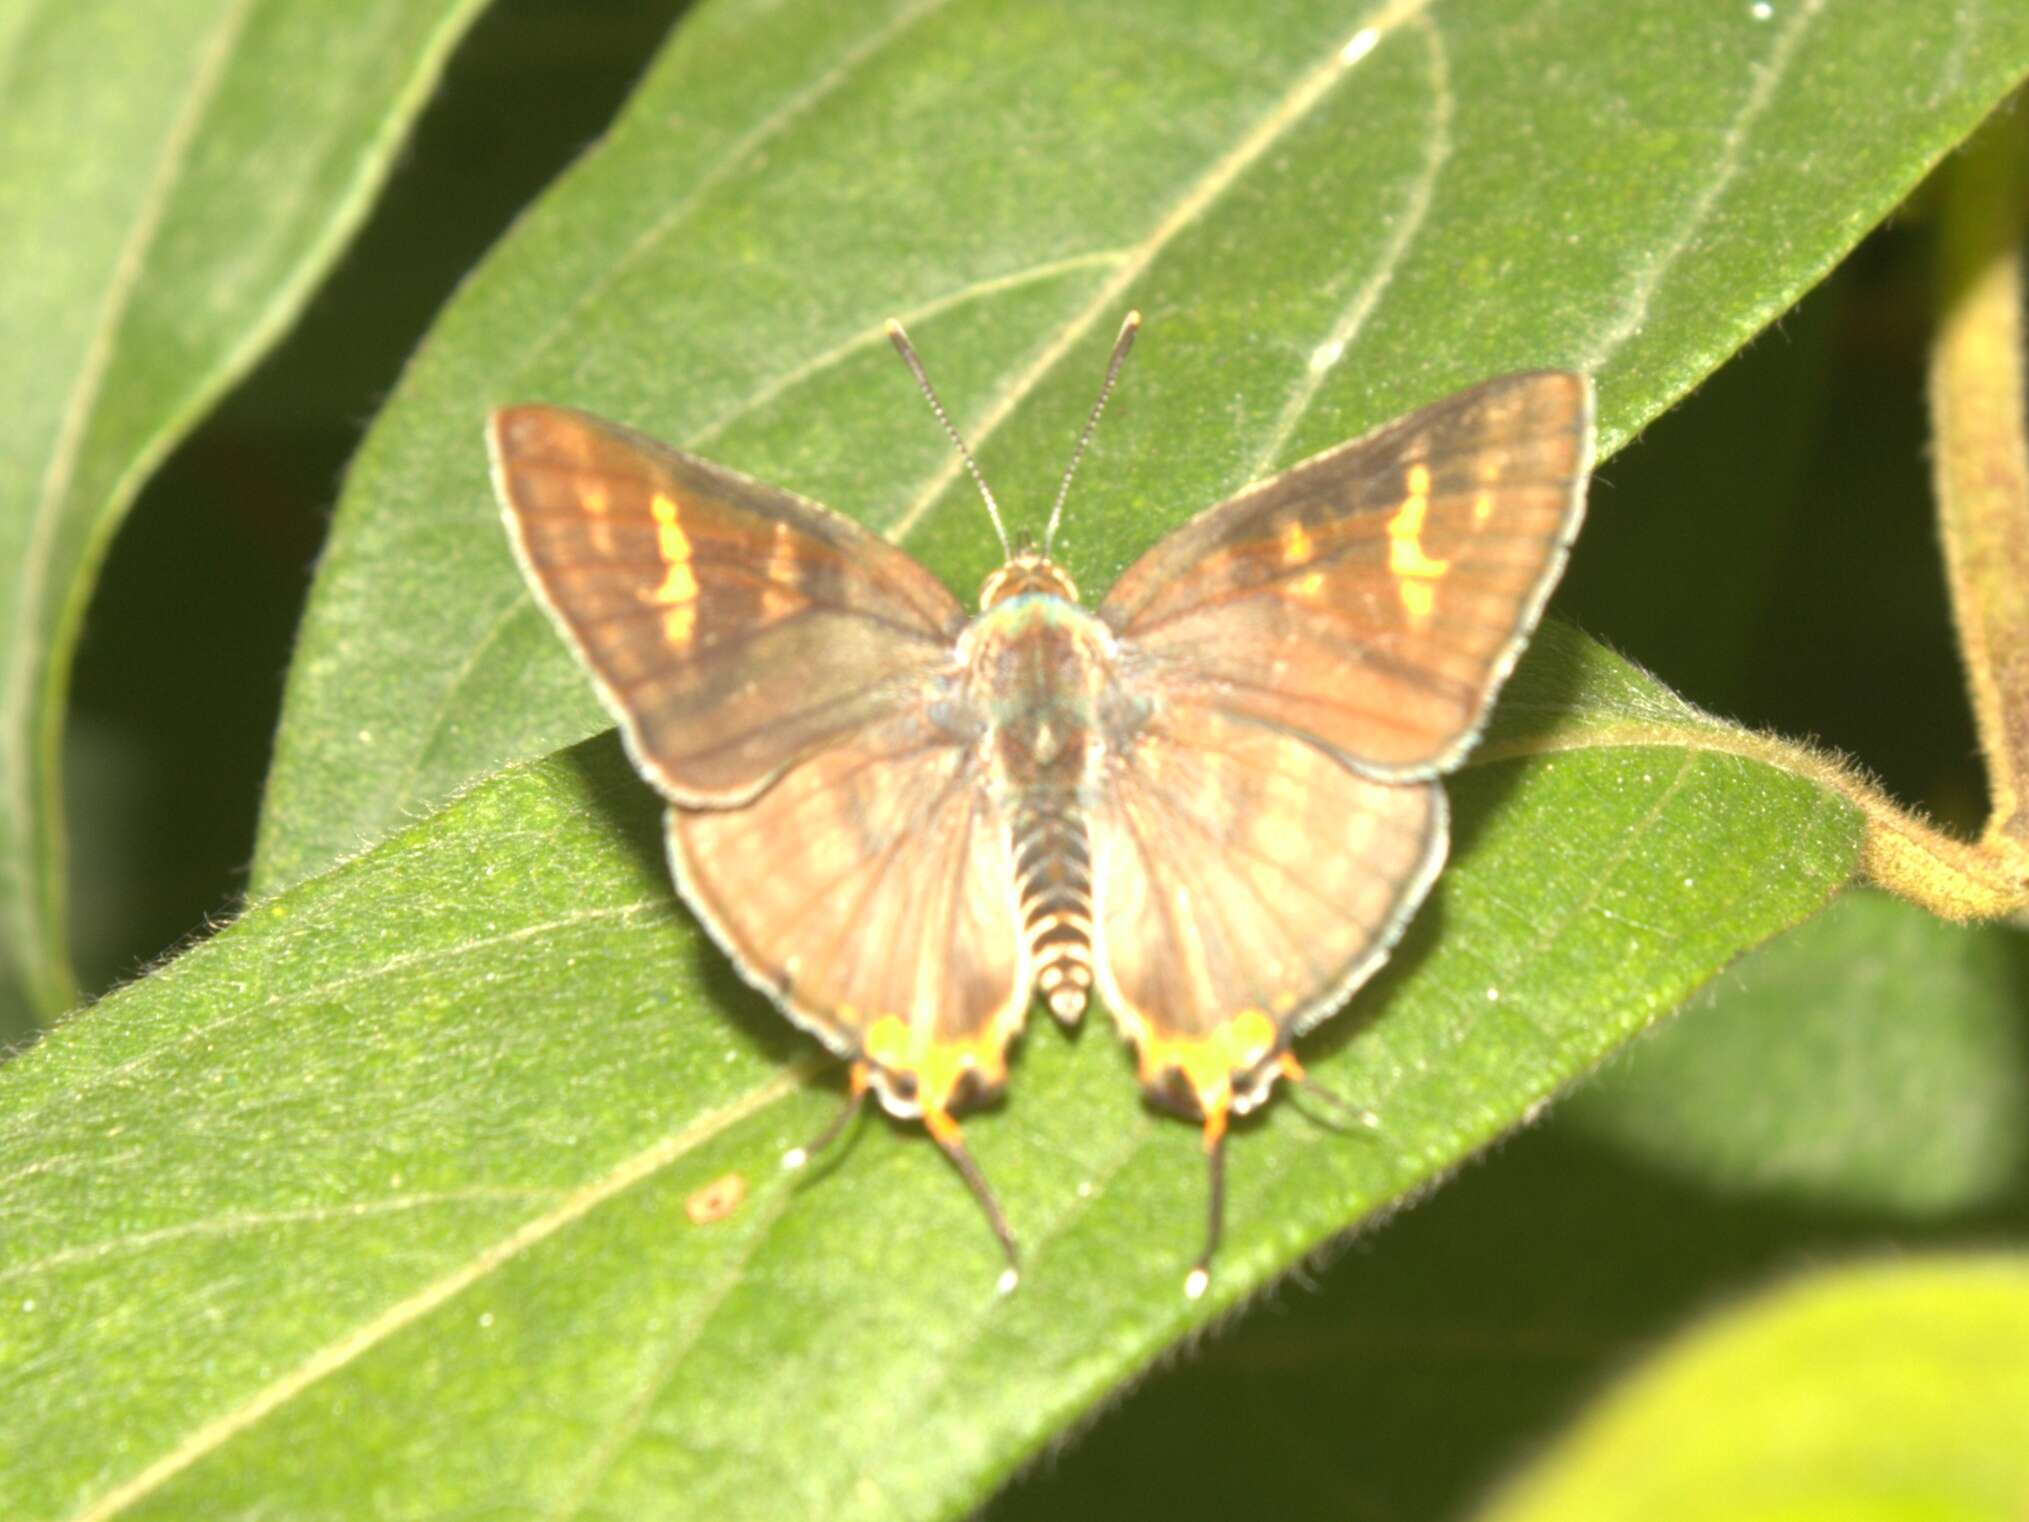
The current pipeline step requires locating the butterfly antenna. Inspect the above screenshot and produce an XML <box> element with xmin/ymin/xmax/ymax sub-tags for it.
<box><xmin>1043</xmin><ymin>309</ymin><xmax>1142</xmax><ymax>556</ymax></box>
<box><xmin>887</xmin><ymin>319</ymin><xmax>1011</xmax><ymax>558</ymax></box>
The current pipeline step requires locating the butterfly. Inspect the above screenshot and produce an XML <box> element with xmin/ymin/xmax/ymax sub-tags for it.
<box><xmin>488</xmin><ymin>313</ymin><xmax>1593</xmax><ymax>1298</ymax></box>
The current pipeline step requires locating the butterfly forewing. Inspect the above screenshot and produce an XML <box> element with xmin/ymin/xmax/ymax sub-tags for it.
<box><xmin>1100</xmin><ymin>373</ymin><xmax>1592</xmax><ymax>777</ymax></box>
<box><xmin>490</xmin><ymin>405</ymin><xmax>967</xmax><ymax>803</ymax></box>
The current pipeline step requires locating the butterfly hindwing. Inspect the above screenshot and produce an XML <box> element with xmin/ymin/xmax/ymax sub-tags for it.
<box><xmin>1090</xmin><ymin>699</ymin><xmax>1446</xmax><ymax>1118</ymax></box>
<box><xmin>665</xmin><ymin>705</ymin><xmax>1031</xmax><ymax>1119</ymax></box>
<box><xmin>1099</xmin><ymin>372</ymin><xmax>1592</xmax><ymax>777</ymax></box>
<box><xmin>490</xmin><ymin>404</ymin><xmax>968</xmax><ymax>804</ymax></box>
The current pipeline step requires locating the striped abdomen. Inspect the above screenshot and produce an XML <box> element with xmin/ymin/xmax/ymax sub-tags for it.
<box><xmin>1014</xmin><ymin>791</ymin><xmax>1094</xmax><ymax>1021</ymax></box>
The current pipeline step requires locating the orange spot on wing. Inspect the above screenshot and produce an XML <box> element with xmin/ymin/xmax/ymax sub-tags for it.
<box><xmin>920</xmin><ymin>1033</ymin><xmax>1008</xmax><ymax>1112</ymax></box>
<box><xmin>864</xmin><ymin>1013</ymin><xmax>1011</xmax><ymax>1117</ymax></box>
<box><xmin>1136</xmin><ymin>1009</ymin><xmax>1281</xmax><ymax>1119</ymax></box>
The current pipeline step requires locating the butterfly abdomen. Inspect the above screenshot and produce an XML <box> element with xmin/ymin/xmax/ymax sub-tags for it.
<box><xmin>1012</xmin><ymin>791</ymin><xmax>1094</xmax><ymax>1022</ymax></box>
<box><xmin>969</xmin><ymin>585</ymin><xmax>1115</xmax><ymax>1024</ymax></box>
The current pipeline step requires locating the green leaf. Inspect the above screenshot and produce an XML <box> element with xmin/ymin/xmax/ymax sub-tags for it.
<box><xmin>250</xmin><ymin>0</ymin><xmax>2029</xmax><ymax>894</ymax></box>
<box><xmin>0</xmin><ymin>629</ymin><xmax>1858</xmax><ymax>1519</ymax></box>
<box><xmin>985</xmin><ymin>891</ymin><xmax>2029</xmax><ymax>1522</ymax></box>
<box><xmin>1475</xmin><ymin>1255</ymin><xmax>2029</xmax><ymax>1522</ymax></box>
<box><xmin>0</xmin><ymin>0</ymin><xmax>493</xmax><ymax>1034</ymax></box>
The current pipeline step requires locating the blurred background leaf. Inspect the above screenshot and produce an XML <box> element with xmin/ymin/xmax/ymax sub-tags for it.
<box><xmin>59</xmin><ymin>0</ymin><xmax>697</xmax><ymax>1012</ymax></box>
<box><xmin>1475</xmin><ymin>1254</ymin><xmax>2029</xmax><ymax>1522</ymax></box>
<box><xmin>0</xmin><ymin>0</ymin><xmax>503</xmax><ymax>1041</ymax></box>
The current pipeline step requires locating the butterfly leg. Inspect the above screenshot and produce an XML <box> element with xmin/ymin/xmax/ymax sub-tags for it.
<box><xmin>1277</xmin><ymin>1051</ymin><xmax>1380</xmax><ymax>1131</ymax></box>
<box><xmin>1184</xmin><ymin>1098</ymin><xmax>1231</xmax><ymax>1301</ymax></box>
<box><xmin>922</xmin><ymin>1105</ymin><xmax>1022</xmax><ymax>1295</ymax></box>
<box><xmin>782</xmin><ymin>1061</ymin><xmax>872</xmax><ymax>1171</ymax></box>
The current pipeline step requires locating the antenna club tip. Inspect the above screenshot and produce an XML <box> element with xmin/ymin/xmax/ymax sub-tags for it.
<box><xmin>1183</xmin><ymin>1266</ymin><xmax>1210</xmax><ymax>1300</ymax></box>
<box><xmin>884</xmin><ymin>318</ymin><xmax>906</xmax><ymax>340</ymax></box>
<box><xmin>780</xmin><ymin>1147</ymin><xmax>809</xmax><ymax>1171</ymax></box>
<box><xmin>1123</xmin><ymin>309</ymin><xmax>1143</xmax><ymax>330</ymax></box>
<box><xmin>995</xmin><ymin>1267</ymin><xmax>1021</xmax><ymax>1296</ymax></box>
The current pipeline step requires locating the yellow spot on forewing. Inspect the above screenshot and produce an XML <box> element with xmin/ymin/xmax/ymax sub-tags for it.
<box><xmin>654</xmin><ymin>559</ymin><xmax>699</xmax><ymax>605</ymax></box>
<box><xmin>1280</xmin><ymin>518</ymin><xmax>1313</xmax><ymax>564</ymax></box>
<box><xmin>1294</xmin><ymin>571</ymin><xmax>1326</xmax><ymax>599</ymax></box>
<box><xmin>582</xmin><ymin>485</ymin><xmax>609</xmax><ymax>515</ymax></box>
<box><xmin>1472</xmin><ymin>488</ymin><xmax>1494</xmax><ymax>524</ymax></box>
<box><xmin>1387</xmin><ymin>462</ymin><xmax>1450</xmax><ymax>622</ymax></box>
<box><xmin>760</xmin><ymin>520</ymin><xmax>806</xmax><ymax>621</ymax></box>
<box><xmin>646</xmin><ymin>490</ymin><xmax>701</xmax><ymax>634</ymax></box>
<box><xmin>764</xmin><ymin>520</ymin><xmax>796</xmax><ymax>581</ymax></box>
<box><xmin>649</xmin><ymin>492</ymin><xmax>691</xmax><ymax>573</ymax></box>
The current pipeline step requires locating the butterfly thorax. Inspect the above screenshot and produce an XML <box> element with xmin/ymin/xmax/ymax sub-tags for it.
<box><xmin>961</xmin><ymin>573</ymin><xmax>1122</xmax><ymax>1025</ymax></box>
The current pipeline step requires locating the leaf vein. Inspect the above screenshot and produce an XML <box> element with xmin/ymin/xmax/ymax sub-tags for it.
<box><xmin>881</xmin><ymin>0</ymin><xmax>1443</xmax><ymax>544</ymax></box>
<box><xmin>66</xmin><ymin>1057</ymin><xmax>823</xmax><ymax>1522</ymax></box>
<box><xmin>1576</xmin><ymin>0</ymin><xmax>1828</xmax><ymax>373</ymax></box>
<box><xmin>1246</xmin><ymin>15</ymin><xmax>1454</xmax><ymax>480</ymax></box>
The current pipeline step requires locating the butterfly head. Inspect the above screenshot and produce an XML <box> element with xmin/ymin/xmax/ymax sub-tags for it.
<box><xmin>979</xmin><ymin>553</ymin><xmax>1080</xmax><ymax>609</ymax></box>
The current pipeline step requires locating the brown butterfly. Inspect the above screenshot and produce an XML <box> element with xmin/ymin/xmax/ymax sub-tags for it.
<box><xmin>489</xmin><ymin>313</ymin><xmax>1592</xmax><ymax>1297</ymax></box>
